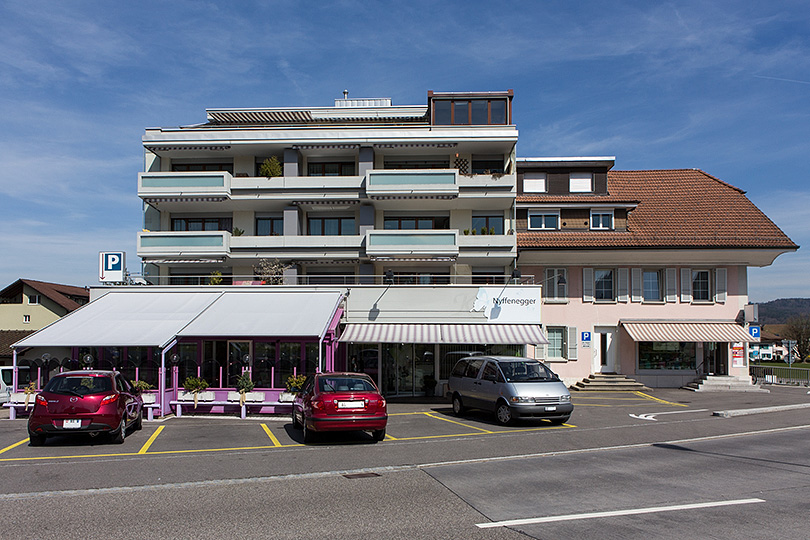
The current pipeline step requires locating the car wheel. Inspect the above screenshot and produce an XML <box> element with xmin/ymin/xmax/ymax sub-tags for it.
<box><xmin>134</xmin><ymin>410</ymin><xmax>143</xmax><ymax>431</ymax></box>
<box><xmin>302</xmin><ymin>417</ymin><xmax>315</xmax><ymax>444</ymax></box>
<box><xmin>111</xmin><ymin>417</ymin><xmax>126</xmax><ymax>444</ymax></box>
<box><xmin>452</xmin><ymin>395</ymin><xmax>465</xmax><ymax>416</ymax></box>
<box><xmin>495</xmin><ymin>402</ymin><xmax>514</xmax><ymax>425</ymax></box>
<box><xmin>291</xmin><ymin>408</ymin><xmax>301</xmax><ymax>429</ymax></box>
<box><xmin>372</xmin><ymin>428</ymin><xmax>386</xmax><ymax>442</ymax></box>
<box><xmin>548</xmin><ymin>416</ymin><xmax>570</xmax><ymax>425</ymax></box>
<box><xmin>28</xmin><ymin>431</ymin><xmax>46</xmax><ymax>447</ymax></box>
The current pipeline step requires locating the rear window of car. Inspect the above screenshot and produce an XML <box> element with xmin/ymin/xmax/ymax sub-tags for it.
<box><xmin>44</xmin><ymin>375</ymin><xmax>113</xmax><ymax>395</ymax></box>
<box><xmin>318</xmin><ymin>377</ymin><xmax>376</xmax><ymax>392</ymax></box>
<box><xmin>499</xmin><ymin>361</ymin><xmax>553</xmax><ymax>382</ymax></box>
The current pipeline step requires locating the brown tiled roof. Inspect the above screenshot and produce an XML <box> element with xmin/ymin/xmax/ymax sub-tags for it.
<box><xmin>0</xmin><ymin>279</ymin><xmax>89</xmax><ymax>312</ymax></box>
<box><xmin>518</xmin><ymin>169</ymin><xmax>798</xmax><ymax>250</ymax></box>
<box><xmin>0</xmin><ymin>330</ymin><xmax>35</xmax><ymax>358</ymax></box>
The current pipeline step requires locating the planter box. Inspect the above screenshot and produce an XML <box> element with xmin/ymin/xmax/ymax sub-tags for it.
<box><xmin>141</xmin><ymin>393</ymin><xmax>157</xmax><ymax>405</ymax></box>
<box><xmin>278</xmin><ymin>392</ymin><xmax>297</xmax><ymax>402</ymax></box>
<box><xmin>226</xmin><ymin>391</ymin><xmax>265</xmax><ymax>403</ymax></box>
<box><xmin>178</xmin><ymin>391</ymin><xmax>215</xmax><ymax>402</ymax></box>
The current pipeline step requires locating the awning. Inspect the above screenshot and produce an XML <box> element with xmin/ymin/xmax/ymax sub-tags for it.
<box><xmin>177</xmin><ymin>291</ymin><xmax>342</xmax><ymax>339</ymax></box>
<box><xmin>13</xmin><ymin>290</ymin><xmax>344</xmax><ymax>349</ymax></box>
<box><xmin>622</xmin><ymin>322</ymin><xmax>757</xmax><ymax>343</ymax></box>
<box><xmin>340</xmin><ymin>324</ymin><xmax>548</xmax><ymax>345</ymax></box>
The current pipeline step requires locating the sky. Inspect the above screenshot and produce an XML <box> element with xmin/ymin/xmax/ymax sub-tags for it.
<box><xmin>0</xmin><ymin>0</ymin><xmax>808</xmax><ymax>303</ymax></box>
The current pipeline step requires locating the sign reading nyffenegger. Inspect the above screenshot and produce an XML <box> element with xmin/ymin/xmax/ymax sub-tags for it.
<box><xmin>471</xmin><ymin>287</ymin><xmax>541</xmax><ymax>323</ymax></box>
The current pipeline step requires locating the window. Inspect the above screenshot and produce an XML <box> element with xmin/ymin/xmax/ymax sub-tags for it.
<box><xmin>638</xmin><ymin>342</ymin><xmax>696</xmax><ymax>370</ymax></box>
<box><xmin>432</xmin><ymin>99</ymin><xmax>508</xmax><ymax>125</ymax></box>
<box><xmin>590</xmin><ymin>211</ymin><xmax>613</xmax><ymax>230</ymax></box>
<box><xmin>308</xmin><ymin>217</ymin><xmax>355</xmax><ymax>236</ymax></box>
<box><xmin>172</xmin><ymin>163</ymin><xmax>233</xmax><ymax>174</ymax></box>
<box><xmin>523</xmin><ymin>172</ymin><xmax>547</xmax><ymax>193</ymax></box>
<box><xmin>172</xmin><ymin>217</ymin><xmax>233</xmax><ymax>232</ymax></box>
<box><xmin>594</xmin><ymin>269</ymin><xmax>614</xmax><ymax>301</ymax></box>
<box><xmin>383</xmin><ymin>216</ymin><xmax>449</xmax><ymax>230</ymax></box>
<box><xmin>547</xmin><ymin>327</ymin><xmax>566</xmax><ymax>359</ymax></box>
<box><xmin>528</xmin><ymin>211</ymin><xmax>559</xmax><ymax>230</ymax></box>
<box><xmin>307</xmin><ymin>162</ymin><xmax>355</xmax><ymax>176</ymax></box>
<box><xmin>23</xmin><ymin>314</ymin><xmax>31</xmax><ymax>324</ymax></box>
<box><xmin>471</xmin><ymin>215</ymin><xmax>504</xmax><ymax>235</ymax></box>
<box><xmin>692</xmin><ymin>270</ymin><xmax>711</xmax><ymax>301</ymax></box>
<box><xmin>384</xmin><ymin>158</ymin><xmax>450</xmax><ymax>169</ymax></box>
<box><xmin>471</xmin><ymin>156</ymin><xmax>504</xmax><ymax>174</ymax></box>
<box><xmin>481</xmin><ymin>362</ymin><xmax>499</xmax><ymax>382</ymax></box>
<box><xmin>28</xmin><ymin>295</ymin><xmax>41</xmax><ymax>305</ymax></box>
<box><xmin>256</xmin><ymin>217</ymin><xmax>283</xmax><ymax>236</ymax></box>
<box><xmin>642</xmin><ymin>270</ymin><xmax>662</xmax><ymax>301</ymax></box>
<box><xmin>544</xmin><ymin>268</ymin><xmax>568</xmax><ymax>300</ymax></box>
<box><xmin>569</xmin><ymin>172</ymin><xmax>593</xmax><ymax>193</ymax></box>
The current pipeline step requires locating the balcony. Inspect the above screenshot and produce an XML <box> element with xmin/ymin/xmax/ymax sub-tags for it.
<box><xmin>138</xmin><ymin>172</ymin><xmax>231</xmax><ymax>201</ymax></box>
<box><xmin>365</xmin><ymin>230</ymin><xmax>459</xmax><ymax>258</ymax></box>
<box><xmin>138</xmin><ymin>231</ymin><xmax>229</xmax><ymax>259</ymax></box>
<box><xmin>365</xmin><ymin>169</ymin><xmax>458</xmax><ymax>199</ymax></box>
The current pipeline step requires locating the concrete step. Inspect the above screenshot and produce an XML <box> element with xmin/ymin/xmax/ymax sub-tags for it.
<box><xmin>571</xmin><ymin>374</ymin><xmax>649</xmax><ymax>391</ymax></box>
<box><xmin>682</xmin><ymin>375</ymin><xmax>769</xmax><ymax>393</ymax></box>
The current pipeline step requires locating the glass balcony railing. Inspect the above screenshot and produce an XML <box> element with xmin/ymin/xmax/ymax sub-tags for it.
<box><xmin>138</xmin><ymin>171</ymin><xmax>231</xmax><ymax>200</ymax></box>
<box><xmin>365</xmin><ymin>230</ymin><xmax>459</xmax><ymax>257</ymax></box>
<box><xmin>137</xmin><ymin>231</ymin><xmax>229</xmax><ymax>257</ymax></box>
<box><xmin>365</xmin><ymin>169</ymin><xmax>459</xmax><ymax>198</ymax></box>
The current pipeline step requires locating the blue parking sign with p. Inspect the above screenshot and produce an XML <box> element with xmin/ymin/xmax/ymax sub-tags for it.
<box><xmin>581</xmin><ymin>331</ymin><xmax>591</xmax><ymax>342</ymax></box>
<box><xmin>99</xmin><ymin>251</ymin><xmax>125</xmax><ymax>282</ymax></box>
<box><xmin>105</xmin><ymin>253</ymin><xmax>122</xmax><ymax>271</ymax></box>
<box><xmin>749</xmin><ymin>326</ymin><xmax>760</xmax><ymax>339</ymax></box>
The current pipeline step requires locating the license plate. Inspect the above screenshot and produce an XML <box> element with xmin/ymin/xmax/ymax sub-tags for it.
<box><xmin>544</xmin><ymin>406</ymin><xmax>557</xmax><ymax>412</ymax></box>
<box><xmin>63</xmin><ymin>419</ymin><xmax>82</xmax><ymax>429</ymax></box>
<box><xmin>338</xmin><ymin>400</ymin><xmax>364</xmax><ymax>409</ymax></box>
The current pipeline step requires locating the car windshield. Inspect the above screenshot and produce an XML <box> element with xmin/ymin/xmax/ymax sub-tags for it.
<box><xmin>319</xmin><ymin>377</ymin><xmax>375</xmax><ymax>393</ymax></box>
<box><xmin>44</xmin><ymin>376</ymin><xmax>112</xmax><ymax>396</ymax></box>
<box><xmin>499</xmin><ymin>361</ymin><xmax>554</xmax><ymax>382</ymax></box>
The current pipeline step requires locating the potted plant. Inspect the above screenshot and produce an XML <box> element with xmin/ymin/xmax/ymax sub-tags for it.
<box><xmin>132</xmin><ymin>380</ymin><xmax>156</xmax><ymax>404</ymax></box>
<box><xmin>259</xmin><ymin>156</ymin><xmax>283</xmax><ymax>178</ymax></box>
<box><xmin>182</xmin><ymin>376</ymin><xmax>210</xmax><ymax>408</ymax></box>
<box><xmin>235</xmin><ymin>372</ymin><xmax>255</xmax><ymax>406</ymax></box>
<box><xmin>279</xmin><ymin>373</ymin><xmax>306</xmax><ymax>402</ymax></box>
<box><xmin>23</xmin><ymin>381</ymin><xmax>36</xmax><ymax>411</ymax></box>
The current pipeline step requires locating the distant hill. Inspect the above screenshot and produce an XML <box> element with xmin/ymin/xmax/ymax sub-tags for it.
<box><xmin>757</xmin><ymin>298</ymin><xmax>810</xmax><ymax>324</ymax></box>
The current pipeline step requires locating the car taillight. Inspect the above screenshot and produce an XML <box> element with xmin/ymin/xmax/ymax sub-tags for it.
<box><xmin>100</xmin><ymin>394</ymin><xmax>119</xmax><ymax>405</ymax></box>
<box><xmin>311</xmin><ymin>399</ymin><xmax>324</xmax><ymax>411</ymax></box>
<box><xmin>379</xmin><ymin>398</ymin><xmax>386</xmax><ymax>408</ymax></box>
<box><xmin>35</xmin><ymin>395</ymin><xmax>47</xmax><ymax>407</ymax></box>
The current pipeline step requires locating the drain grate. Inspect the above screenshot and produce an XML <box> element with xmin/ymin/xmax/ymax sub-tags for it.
<box><xmin>343</xmin><ymin>472</ymin><xmax>381</xmax><ymax>479</ymax></box>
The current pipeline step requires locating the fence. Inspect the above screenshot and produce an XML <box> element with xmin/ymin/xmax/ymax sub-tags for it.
<box><xmin>750</xmin><ymin>365</ymin><xmax>810</xmax><ymax>386</ymax></box>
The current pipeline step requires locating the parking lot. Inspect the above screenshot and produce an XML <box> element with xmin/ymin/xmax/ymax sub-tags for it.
<box><xmin>0</xmin><ymin>390</ymin><xmax>712</xmax><ymax>462</ymax></box>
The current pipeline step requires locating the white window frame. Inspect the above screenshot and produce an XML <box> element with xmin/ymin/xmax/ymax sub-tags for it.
<box><xmin>593</xmin><ymin>269</ymin><xmax>615</xmax><ymax>302</ymax></box>
<box><xmin>546</xmin><ymin>327</ymin><xmax>567</xmax><ymax>360</ymax></box>
<box><xmin>523</xmin><ymin>172</ymin><xmax>547</xmax><ymax>193</ymax></box>
<box><xmin>569</xmin><ymin>172</ymin><xmax>593</xmax><ymax>193</ymax></box>
<box><xmin>544</xmin><ymin>268</ymin><xmax>568</xmax><ymax>301</ymax></box>
<box><xmin>23</xmin><ymin>314</ymin><xmax>31</xmax><ymax>324</ymax></box>
<box><xmin>528</xmin><ymin>210</ymin><xmax>560</xmax><ymax>230</ymax></box>
<box><xmin>642</xmin><ymin>269</ymin><xmax>664</xmax><ymax>302</ymax></box>
<box><xmin>590</xmin><ymin>210</ymin><xmax>614</xmax><ymax>230</ymax></box>
<box><xmin>691</xmin><ymin>269</ymin><xmax>712</xmax><ymax>302</ymax></box>
<box><xmin>28</xmin><ymin>294</ymin><xmax>41</xmax><ymax>305</ymax></box>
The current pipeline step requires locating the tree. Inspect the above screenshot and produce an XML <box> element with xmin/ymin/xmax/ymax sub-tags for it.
<box><xmin>253</xmin><ymin>258</ymin><xmax>290</xmax><ymax>285</ymax></box>
<box><xmin>259</xmin><ymin>156</ymin><xmax>283</xmax><ymax>178</ymax></box>
<box><xmin>783</xmin><ymin>313</ymin><xmax>810</xmax><ymax>362</ymax></box>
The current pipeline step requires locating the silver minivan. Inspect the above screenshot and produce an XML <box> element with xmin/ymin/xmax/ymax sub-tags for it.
<box><xmin>447</xmin><ymin>356</ymin><xmax>572</xmax><ymax>425</ymax></box>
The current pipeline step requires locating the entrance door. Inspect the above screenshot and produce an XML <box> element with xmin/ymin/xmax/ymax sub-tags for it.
<box><xmin>380</xmin><ymin>343</ymin><xmax>435</xmax><ymax>396</ymax></box>
<box><xmin>227</xmin><ymin>341</ymin><xmax>251</xmax><ymax>388</ymax></box>
<box><xmin>704</xmin><ymin>343</ymin><xmax>727</xmax><ymax>375</ymax></box>
<box><xmin>592</xmin><ymin>327</ymin><xmax>617</xmax><ymax>374</ymax></box>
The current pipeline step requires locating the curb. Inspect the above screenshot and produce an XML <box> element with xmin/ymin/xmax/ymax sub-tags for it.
<box><xmin>713</xmin><ymin>402</ymin><xmax>810</xmax><ymax>418</ymax></box>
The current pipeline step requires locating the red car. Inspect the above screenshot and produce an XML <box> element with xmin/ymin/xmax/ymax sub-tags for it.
<box><xmin>28</xmin><ymin>370</ymin><xmax>143</xmax><ymax>446</ymax></box>
<box><xmin>292</xmin><ymin>372</ymin><xmax>387</xmax><ymax>443</ymax></box>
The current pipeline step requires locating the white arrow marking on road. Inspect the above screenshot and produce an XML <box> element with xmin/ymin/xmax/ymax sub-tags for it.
<box><xmin>629</xmin><ymin>409</ymin><xmax>708</xmax><ymax>421</ymax></box>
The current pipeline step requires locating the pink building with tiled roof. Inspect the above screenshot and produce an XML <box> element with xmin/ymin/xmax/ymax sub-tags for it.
<box><xmin>516</xmin><ymin>158</ymin><xmax>797</xmax><ymax>387</ymax></box>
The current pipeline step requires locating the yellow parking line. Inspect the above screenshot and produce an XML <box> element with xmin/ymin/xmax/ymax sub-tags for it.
<box><xmin>261</xmin><ymin>423</ymin><xmax>282</xmax><ymax>447</ymax></box>
<box><xmin>423</xmin><ymin>412</ymin><xmax>494</xmax><ymax>433</ymax></box>
<box><xmin>573</xmin><ymin>395</ymin><xmax>650</xmax><ymax>401</ymax></box>
<box><xmin>138</xmin><ymin>425</ymin><xmax>164</xmax><ymax>454</ymax></box>
<box><xmin>633</xmin><ymin>391</ymin><xmax>688</xmax><ymax>407</ymax></box>
<box><xmin>384</xmin><ymin>432</ymin><xmax>399</xmax><ymax>440</ymax></box>
<box><xmin>0</xmin><ymin>438</ymin><xmax>29</xmax><ymax>454</ymax></box>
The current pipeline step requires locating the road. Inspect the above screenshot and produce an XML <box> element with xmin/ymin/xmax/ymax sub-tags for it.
<box><xmin>1</xmin><ymin>387</ymin><xmax>809</xmax><ymax>539</ymax></box>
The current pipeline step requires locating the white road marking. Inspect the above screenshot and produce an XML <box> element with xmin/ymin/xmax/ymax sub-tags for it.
<box><xmin>630</xmin><ymin>409</ymin><xmax>708</xmax><ymax>421</ymax></box>
<box><xmin>476</xmin><ymin>498</ymin><xmax>765</xmax><ymax>528</ymax></box>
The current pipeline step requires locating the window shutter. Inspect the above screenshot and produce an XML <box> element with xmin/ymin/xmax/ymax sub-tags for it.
<box><xmin>582</xmin><ymin>268</ymin><xmax>594</xmax><ymax>302</ymax></box>
<box><xmin>680</xmin><ymin>268</ymin><xmax>692</xmax><ymax>303</ymax></box>
<box><xmin>631</xmin><ymin>268</ymin><xmax>642</xmax><ymax>302</ymax></box>
<box><xmin>666</xmin><ymin>268</ymin><xmax>677</xmax><ymax>303</ymax></box>
<box><xmin>715</xmin><ymin>268</ymin><xmax>727</xmax><ymax>303</ymax></box>
<box><xmin>535</xmin><ymin>342</ymin><xmax>546</xmax><ymax>360</ymax></box>
<box><xmin>618</xmin><ymin>268</ymin><xmax>629</xmax><ymax>302</ymax></box>
<box><xmin>567</xmin><ymin>327</ymin><xmax>578</xmax><ymax>360</ymax></box>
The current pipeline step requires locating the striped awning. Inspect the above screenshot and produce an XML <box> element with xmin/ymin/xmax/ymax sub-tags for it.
<box><xmin>622</xmin><ymin>322</ymin><xmax>757</xmax><ymax>343</ymax></box>
<box><xmin>340</xmin><ymin>324</ymin><xmax>547</xmax><ymax>345</ymax></box>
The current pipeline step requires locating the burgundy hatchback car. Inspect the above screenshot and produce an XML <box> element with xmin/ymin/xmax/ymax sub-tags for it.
<box><xmin>292</xmin><ymin>372</ymin><xmax>387</xmax><ymax>443</ymax></box>
<box><xmin>28</xmin><ymin>370</ymin><xmax>143</xmax><ymax>446</ymax></box>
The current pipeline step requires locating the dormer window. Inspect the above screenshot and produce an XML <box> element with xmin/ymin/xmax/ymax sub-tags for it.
<box><xmin>529</xmin><ymin>211</ymin><xmax>560</xmax><ymax>230</ymax></box>
<box><xmin>590</xmin><ymin>210</ymin><xmax>614</xmax><ymax>230</ymax></box>
<box><xmin>569</xmin><ymin>172</ymin><xmax>593</xmax><ymax>193</ymax></box>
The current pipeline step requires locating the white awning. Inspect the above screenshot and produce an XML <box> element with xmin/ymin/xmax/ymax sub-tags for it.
<box><xmin>13</xmin><ymin>290</ymin><xmax>344</xmax><ymax>349</ymax></box>
<box><xmin>177</xmin><ymin>291</ymin><xmax>342</xmax><ymax>339</ymax></box>
<box><xmin>340</xmin><ymin>324</ymin><xmax>547</xmax><ymax>345</ymax></box>
<box><xmin>622</xmin><ymin>322</ymin><xmax>757</xmax><ymax>343</ymax></box>
<box><xmin>13</xmin><ymin>291</ymin><xmax>222</xmax><ymax>349</ymax></box>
